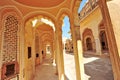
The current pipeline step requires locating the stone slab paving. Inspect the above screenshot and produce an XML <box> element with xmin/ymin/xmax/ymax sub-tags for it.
<box><xmin>33</xmin><ymin>53</ymin><xmax>114</xmax><ymax>80</ymax></box>
<box><xmin>64</xmin><ymin>52</ymin><xmax>114</xmax><ymax>80</ymax></box>
<box><xmin>63</xmin><ymin>52</ymin><xmax>76</xmax><ymax>80</ymax></box>
<box><xmin>84</xmin><ymin>54</ymin><xmax>114</xmax><ymax>80</ymax></box>
<box><xmin>33</xmin><ymin>56</ymin><xmax>58</xmax><ymax>80</ymax></box>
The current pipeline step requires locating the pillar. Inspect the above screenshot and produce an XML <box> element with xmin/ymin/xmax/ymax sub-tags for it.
<box><xmin>95</xmin><ymin>38</ymin><xmax>102</xmax><ymax>55</ymax></box>
<box><xmin>19</xmin><ymin>24</ymin><xmax>25</xmax><ymax>80</ymax></box>
<box><xmin>44</xmin><ymin>43</ymin><xmax>46</xmax><ymax>58</ymax></box>
<box><xmin>32</xmin><ymin>28</ymin><xmax>36</xmax><ymax>79</ymax></box>
<box><xmin>53</xmin><ymin>34</ymin><xmax>58</xmax><ymax>74</ymax></box>
<box><xmin>39</xmin><ymin>39</ymin><xmax>43</xmax><ymax>63</ymax></box>
<box><xmin>51</xmin><ymin>42</ymin><xmax>54</xmax><ymax>59</ymax></box>
<box><xmin>71</xmin><ymin>25</ymin><xmax>85</xmax><ymax>80</ymax></box>
<box><xmin>72</xmin><ymin>0</ymin><xmax>85</xmax><ymax>79</ymax></box>
<box><xmin>99</xmin><ymin>0</ymin><xmax>120</xmax><ymax>79</ymax></box>
<box><xmin>55</xmin><ymin>22</ymin><xmax>65</xmax><ymax>80</ymax></box>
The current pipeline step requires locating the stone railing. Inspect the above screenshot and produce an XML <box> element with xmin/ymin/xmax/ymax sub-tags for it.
<box><xmin>78</xmin><ymin>0</ymin><xmax>99</xmax><ymax>20</ymax></box>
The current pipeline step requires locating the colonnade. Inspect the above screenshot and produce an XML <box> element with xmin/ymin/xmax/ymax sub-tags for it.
<box><xmin>0</xmin><ymin>0</ymin><xmax>120</xmax><ymax>80</ymax></box>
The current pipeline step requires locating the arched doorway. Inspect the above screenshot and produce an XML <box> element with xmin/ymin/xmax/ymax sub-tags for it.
<box><xmin>86</xmin><ymin>37</ymin><xmax>93</xmax><ymax>51</ymax></box>
<box><xmin>82</xmin><ymin>28</ymin><xmax>96</xmax><ymax>52</ymax></box>
<box><xmin>100</xmin><ymin>31</ymin><xmax>108</xmax><ymax>52</ymax></box>
<box><xmin>24</xmin><ymin>14</ymin><xmax>56</xmax><ymax>80</ymax></box>
<box><xmin>59</xmin><ymin>15</ymin><xmax>76</xmax><ymax>80</ymax></box>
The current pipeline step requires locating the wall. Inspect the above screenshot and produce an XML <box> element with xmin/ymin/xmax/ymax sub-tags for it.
<box><xmin>107</xmin><ymin>0</ymin><xmax>120</xmax><ymax>57</ymax></box>
<box><xmin>80</xmin><ymin>6</ymin><xmax>103</xmax><ymax>54</ymax></box>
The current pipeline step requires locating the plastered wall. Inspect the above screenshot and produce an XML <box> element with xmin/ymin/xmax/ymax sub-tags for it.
<box><xmin>107</xmin><ymin>0</ymin><xmax>120</xmax><ymax>57</ymax></box>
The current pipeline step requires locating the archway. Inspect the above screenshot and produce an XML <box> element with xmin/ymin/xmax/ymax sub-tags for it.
<box><xmin>82</xmin><ymin>28</ymin><xmax>96</xmax><ymax>52</ymax></box>
<box><xmin>43</xmin><ymin>40</ymin><xmax>53</xmax><ymax>59</ymax></box>
<box><xmin>57</xmin><ymin>13</ymin><xmax>76</xmax><ymax>80</ymax></box>
<box><xmin>62</xmin><ymin>16</ymin><xmax>76</xmax><ymax>80</ymax></box>
<box><xmin>100</xmin><ymin>30</ymin><xmax>108</xmax><ymax>52</ymax></box>
<box><xmin>99</xmin><ymin>20</ymin><xmax>109</xmax><ymax>54</ymax></box>
<box><xmin>24</xmin><ymin>14</ymin><xmax>56</xmax><ymax>80</ymax></box>
<box><xmin>56</xmin><ymin>7</ymin><xmax>85</xmax><ymax>80</ymax></box>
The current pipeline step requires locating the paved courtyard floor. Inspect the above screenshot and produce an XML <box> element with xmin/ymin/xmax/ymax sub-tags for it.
<box><xmin>33</xmin><ymin>52</ymin><xmax>114</xmax><ymax>80</ymax></box>
<box><xmin>64</xmin><ymin>52</ymin><xmax>114</xmax><ymax>80</ymax></box>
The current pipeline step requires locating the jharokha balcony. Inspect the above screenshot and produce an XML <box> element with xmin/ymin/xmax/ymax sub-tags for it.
<box><xmin>78</xmin><ymin>0</ymin><xmax>99</xmax><ymax>20</ymax></box>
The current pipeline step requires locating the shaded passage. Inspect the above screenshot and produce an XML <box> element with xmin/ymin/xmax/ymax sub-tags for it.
<box><xmin>33</xmin><ymin>56</ymin><xmax>58</xmax><ymax>80</ymax></box>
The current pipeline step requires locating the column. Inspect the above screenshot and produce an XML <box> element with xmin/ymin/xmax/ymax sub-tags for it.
<box><xmin>51</xmin><ymin>42</ymin><xmax>54</xmax><ymax>59</ymax></box>
<box><xmin>55</xmin><ymin>22</ymin><xmax>65</xmax><ymax>80</ymax></box>
<box><xmin>32</xmin><ymin>27</ymin><xmax>36</xmax><ymax>79</ymax></box>
<box><xmin>44</xmin><ymin>43</ymin><xmax>46</xmax><ymax>58</ymax></box>
<box><xmin>71</xmin><ymin>25</ymin><xmax>85</xmax><ymax>80</ymax></box>
<box><xmin>95</xmin><ymin>38</ymin><xmax>102</xmax><ymax>55</ymax></box>
<box><xmin>39</xmin><ymin>39</ymin><xmax>42</xmax><ymax>64</ymax></box>
<box><xmin>99</xmin><ymin>0</ymin><xmax>120</xmax><ymax>79</ymax></box>
<box><xmin>19</xmin><ymin>24</ymin><xmax>25</xmax><ymax>80</ymax></box>
<box><xmin>53</xmin><ymin>34</ymin><xmax>58</xmax><ymax>74</ymax></box>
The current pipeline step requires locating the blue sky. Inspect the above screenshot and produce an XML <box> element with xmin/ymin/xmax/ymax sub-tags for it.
<box><xmin>62</xmin><ymin>16</ymin><xmax>70</xmax><ymax>39</ymax></box>
<box><xmin>78</xmin><ymin>0</ymin><xmax>87</xmax><ymax>13</ymax></box>
<box><xmin>62</xmin><ymin>0</ymin><xmax>87</xmax><ymax>39</ymax></box>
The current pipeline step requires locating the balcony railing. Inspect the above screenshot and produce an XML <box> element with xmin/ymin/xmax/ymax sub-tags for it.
<box><xmin>78</xmin><ymin>0</ymin><xmax>99</xmax><ymax>20</ymax></box>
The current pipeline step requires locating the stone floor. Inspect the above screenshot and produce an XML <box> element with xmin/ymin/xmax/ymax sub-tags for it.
<box><xmin>33</xmin><ymin>55</ymin><xmax>58</xmax><ymax>80</ymax></box>
<box><xmin>64</xmin><ymin>52</ymin><xmax>114</xmax><ymax>80</ymax></box>
<box><xmin>83</xmin><ymin>54</ymin><xmax>114</xmax><ymax>80</ymax></box>
<box><xmin>63</xmin><ymin>52</ymin><xmax>76</xmax><ymax>80</ymax></box>
<box><xmin>33</xmin><ymin>52</ymin><xmax>114</xmax><ymax>80</ymax></box>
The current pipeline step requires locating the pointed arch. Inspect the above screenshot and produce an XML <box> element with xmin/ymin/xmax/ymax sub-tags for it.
<box><xmin>56</xmin><ymin>8</ymin><xmax>74</xmax><ymax>26</ymax></box>
<box><xmin>82</xmin><ymin>28</ymin><xmax>96</xmax><ymax>52</ymax></box>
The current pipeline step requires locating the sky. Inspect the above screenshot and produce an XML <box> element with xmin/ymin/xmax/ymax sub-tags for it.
<box><xmin>78</xmin><ymin>0</ymin><xmax>87</xmax><ymax>13</ymax></box>
<box><xmin>62</xmin><ymin>0</ymin><xmax>87</xmax><ymax>39</ymax></box>
<box><xmin>62</xmin><ymin>16</ymin><xmax>70</xmax><ymax>39</ymax></box>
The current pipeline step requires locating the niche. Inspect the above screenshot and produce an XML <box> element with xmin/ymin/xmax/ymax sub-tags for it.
<box><xmin>36</xmin><ymin>53</ymin><xmax>39</xmax><ymax>58</ymax></box>
<box><xmin>5</xmin><ymin>64</ymin><xmax>15</xmax><ymax>77</ymax></box>
<box><xmin>28</xmin><ymin>47</ymin><xmax>31</xmax><ymax>59</ymax></box>
<box><xmin>1</xmin><ymin>61</ymin><xmax>19</xmax><ymax>80</ymax></box>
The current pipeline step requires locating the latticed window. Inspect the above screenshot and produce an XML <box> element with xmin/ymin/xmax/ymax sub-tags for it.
<box><xmin>3</xmin><ymin>15</ymin><xmax>18</xmax><ymax>62</ymax></box>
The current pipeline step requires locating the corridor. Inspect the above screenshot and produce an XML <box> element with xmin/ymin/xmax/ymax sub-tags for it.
<box><xmin>33</xmin><ymin>54</ymin><xmax>58</xmax><ymax>80</ymax></box>
<box><xmin>33</xmin><ymin>52</ymin><xmax>113</xmax><ymax>80</ymax></box>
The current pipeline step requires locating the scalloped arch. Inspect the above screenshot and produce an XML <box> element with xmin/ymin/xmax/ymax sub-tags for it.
<box><xmin>24</xmin><ymin>11</ymin><xmax>56</xmax><ymax>32</ymax></box>
<box><xmin>56</xmin><ymin>8</ymin><xmax>74</xmax><ymax>24</ymax></box>
<box><xmin>24</xmin><ymin>11</ymin><xmax>56</xmax><ymax>24</ymax></box>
